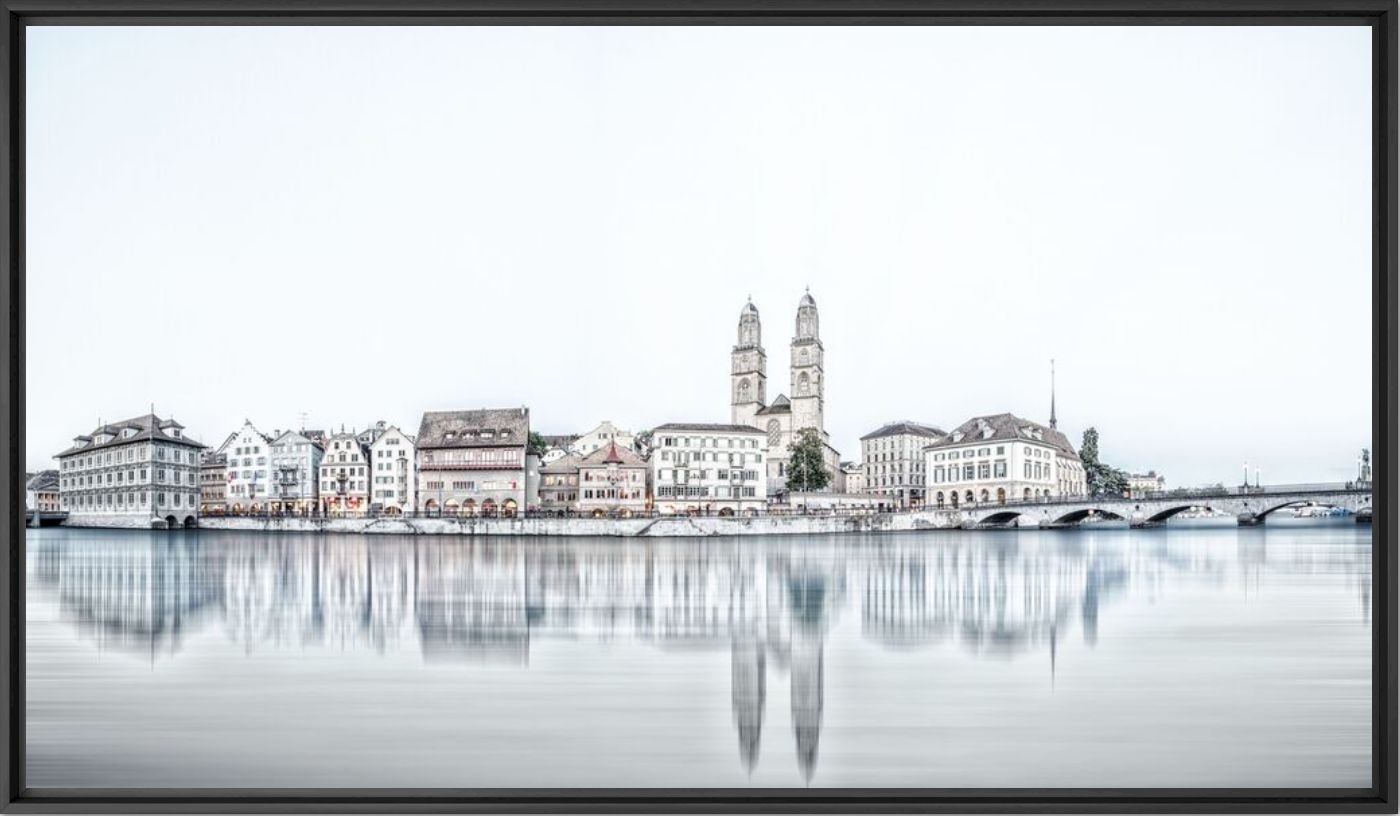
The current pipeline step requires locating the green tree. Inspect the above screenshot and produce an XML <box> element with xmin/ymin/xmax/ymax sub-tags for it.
<box><xmin>786</xmin><ymin>428</ymin><xmax>832</xmax><ymax>492</ymax></box>
<box><xmin>527</xmin><ymin>431</ymin><xmax>549</xmax><ymax>459</ymax></box>
<box><xmin>632</xmin><ymin>429</ymin><xmax>653</xmax><ymax>459</ymax></box>
<box><xmin>1080</xmin><ymin>427</ymin><xmax>1130</xmax><ymax>498</ymax></box>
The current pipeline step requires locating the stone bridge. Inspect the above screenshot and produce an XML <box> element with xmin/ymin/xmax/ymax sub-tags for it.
<box><xmin>954</xmin><ymin>488</ymin><xmax>1373</xmax><ymax>529</ymax></box>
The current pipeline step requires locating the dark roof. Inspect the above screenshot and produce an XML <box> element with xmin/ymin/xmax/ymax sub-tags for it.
<box><xmin>756</xmin><ymin>394</ymin><xmax>791</xmax><ymax>416</ymax></box>
<box><xmin>56</xmin><ymin>413</ymin><xmax>205</xmax><ymax>457</ymax></box>
<box><xmin>323</xmin><ymin>431</ymin><xmax>369</xmax><ymax>453</ymax></box>
<box><xmin>418</xmin><ymin>408</ymin><xmax>530</xmax><ymax>449</ymax></box>
<box><xmin>270</xmin><ymin>429</ymin><xmax>325</xmax><ymax>450</ymax></box>
<box><xmin>200</xmin><ymin>452</ymin><xmax>228</xmax><ymax>467</ymax></box>
<box><xmin>540</xmin><ymin>453</ymin><xmax>582</xmax><ymax>474</ymax></box>
<box><xmin>539</xmin><ymin>433</ymin><xmax>579</xmax><ymax>448</ymax></box>
<box><xmin>579</xmin><ymin>441</ymin><xmax>646</xmax><ymax>468</ymax></box>
<box><xmin>653</xmin><ymin>423</ymin><xmax>765</xmax><ymax>434</ymax></box>
<box><xmin>923</xmin><ymin>413</ymin><xmax>1079</xmax><ymax>460</ymax></box>
<box><xmin>26</xmin><ymin>471</ymin><xmax>58</xmax><ymax>490</ymax></box>
<box><xmin>861</xmin><ymin>421</ymin><xmax>946</xmax><ymax>441</ymax></box>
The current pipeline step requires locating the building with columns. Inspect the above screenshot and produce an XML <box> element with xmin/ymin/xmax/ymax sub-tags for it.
<box><xmin>416</xmin><ymin>407</ymin><xmax>530</xmax><ymax>516</ymax></box>
<box><xmin>730</xmin><ymin>292</ymin><xmax>840</xmax><ymax>499</ymax></box>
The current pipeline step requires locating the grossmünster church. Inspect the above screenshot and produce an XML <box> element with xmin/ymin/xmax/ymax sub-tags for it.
<box><xmin>731</xmin><ymin>290</ymin><xmax>842</xmax><ymax>496</ymax></box>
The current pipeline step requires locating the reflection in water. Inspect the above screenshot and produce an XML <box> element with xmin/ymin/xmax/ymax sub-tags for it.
<box><xmin>29</xmin><ymin>526</ymin><xmax>1372</xmax><ymax>785</ymax></box>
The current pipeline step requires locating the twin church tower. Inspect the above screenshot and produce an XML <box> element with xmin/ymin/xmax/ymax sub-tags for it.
<box><xmin>730</xmin><ymin>291</ymin><xmax>836</xmax><ymax>491</ymax></box>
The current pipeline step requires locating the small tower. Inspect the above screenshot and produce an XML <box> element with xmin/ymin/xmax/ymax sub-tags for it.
<box><xmin>1049</xmin><ymin>358</ymin><xmax>1058</xmax><ymax>430</ymax></box>
<box><xmin>731</xmin><ymin>298</ymin><xmax>767</xmax><ymax>428</ymax></box>
<box><xmin>790</xmin><ymin>289</ymin><xmax>824</xmax><ymax>434</ymax></box>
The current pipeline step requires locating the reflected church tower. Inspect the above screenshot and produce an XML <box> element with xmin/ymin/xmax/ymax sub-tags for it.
<box><xmin>790</xmin><ymin>626</ymin><xmax>823</xmax><ymax>784</ymax></box>
<box><xmin>731</xmin><ymin>299</ymin><xmax>767</xmax><ymax>428</ymax></box>
<box><xmin>731</xmin><ymin>635</ymin><xmax>766</xmax><ymax>774</ymax></box>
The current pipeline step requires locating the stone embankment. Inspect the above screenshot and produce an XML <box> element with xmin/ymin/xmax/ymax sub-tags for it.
<box><xmin>193</xmin><ymin>512</ymin><xmax>967</xmax><ymax>537</ymax></box>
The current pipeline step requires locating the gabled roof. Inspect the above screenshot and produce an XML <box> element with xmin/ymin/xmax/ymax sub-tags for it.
<box><xmin>579</xmin><ymin>441</ymin><xmax>646</xmax><ymax>468</ymax></box>
<box><xmin>270</xmin><ymin>429</ymin><xmax>325</xmax><ymax>450</ymax></box>
<box><xmin>756</xmin><ymin>394</ymin><xmax>791</xmax><ymax>416</ymax></box>
<box><xmin>861</xmin><ymin>420</ymin><xmax>946</xmax><ymax>441</ymax></box>
<box><xmin>56</xmin><ymin>414</ymin><xmax>205</xmax><ymax>457</ymax></box>
<box><xmin>418</xmin><ymin>408</ymin><xmax>530</xmax><ymax>449</ymax></box>
<box><xmin>924</xmin><ymin>413</ymin><xmax>1079</xmax><ymax>460</ymax></box>
<box><xmin>540</xmin><ymin>453</ymin><xmax>583</xmax><ymax>473</ymax></box>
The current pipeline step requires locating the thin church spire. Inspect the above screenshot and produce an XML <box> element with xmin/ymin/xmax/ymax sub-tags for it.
<box><xmin>1049</xmin><ymin>358</ymin><xmax>1058</xmax><ymax>429</ymax></box>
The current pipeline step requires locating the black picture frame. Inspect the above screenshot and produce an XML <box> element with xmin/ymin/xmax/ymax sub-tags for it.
<box><xmin>2</xmin><ymin>2</ymin><xmax>1395</xmax><ymax>812</ymax></box>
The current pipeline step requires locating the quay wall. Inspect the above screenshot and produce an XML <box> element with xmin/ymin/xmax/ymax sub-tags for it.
<box><xmin>61</xmin><ymin>514</ymin><xmax>174</xmax><ymax>530</ymax></box>
<box><xmin>193</xmin><ymin>512</ymin><xmax>966</xmax><ymax>537</ymax></box>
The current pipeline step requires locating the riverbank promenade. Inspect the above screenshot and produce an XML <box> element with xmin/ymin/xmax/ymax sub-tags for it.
<box><xmin>54</xmin><ymin>486</ymin><xmax>1373</xmax><ymax>536</ymax></box>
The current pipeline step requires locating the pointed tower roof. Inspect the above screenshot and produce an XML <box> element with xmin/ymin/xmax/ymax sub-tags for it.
<box><xmin>1049</xmin><ymin>358</ymin><xmax>1058</xmax><ymax>429</ymax></box>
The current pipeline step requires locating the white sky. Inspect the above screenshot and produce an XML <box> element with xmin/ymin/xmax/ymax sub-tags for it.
<box><xmin>25</xmin><ymin>25</ymin><xmax>1373</xmax><ymax>486</ymax></box>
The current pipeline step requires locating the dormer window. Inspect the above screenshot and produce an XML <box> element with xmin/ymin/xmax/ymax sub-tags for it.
<box><xmin>445</xmin><ymin>431</ymin><xmax>456</xmax><ymax>440</ymax></box>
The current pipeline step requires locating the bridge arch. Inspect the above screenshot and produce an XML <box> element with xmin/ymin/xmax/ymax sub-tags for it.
<box><xmin>1254</xmin><ymin>499</ymin><xmax>1353</xmax><ymax>520</ymax></box>
<box><xmin>1144</xmin><ymin>505</ymin><xmax>1217</xmax><ymax>524</ymax></box>
<box><xmin>1048</xmin><ymin>508</ymin><xmax>1127</xmax><ymax>526</ymax></box>
<box><xmin>975</xmin><ymin>510</ymin><xmax>1025</xmax><ymax>528</ymax></box>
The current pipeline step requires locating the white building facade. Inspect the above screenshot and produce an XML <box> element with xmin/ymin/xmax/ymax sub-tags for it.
<box><xmin>319</xmin><ymin>431</ymin><xmax>371</xmax><ymax>514</ymax></box>
<box><xmin>370</xmin><ymin>425</ymin><xmax>417</xmax><ymax>513</ymax></box>
<box><xmin>269</xmin><ymin>429</ymin><xmax>324</xmax><ymax>514</ymax></box>
<box><xmin>651</xmin><ymin>423</ymin><xmax>766</xmax><ymax>516</ymax></box>
<box><xmin>859</xmin><ymin>421</ymin><xmax>946</xmax><ymax>510</ymax></box>
<box><xmin>1127</xmin><ymin>471</ymin><xmax>1166</xmax><ymax>498</ymax></box>
<box><xmin>577</xmin><ymin>441</ymin><xmax>648</xmax><ymax>517</ymax></box>
<box><xmin>57</xmin><ymin>414</ymin><xmax>204</xmax><ymax>527</ymax></box>
<box><xmin>225</xmin><ymin>420</ymin><xmax>274</xmax><ymax>512</ymax></box>
<box><xmin>922</xmin><ymin>414</ymin><xmax>1086</xmax><ymax>508</ymax></box>
<box><xmin>569</xmin><ymin>421</ymin><xmax>635</xmax><ymax>457</ymax></box>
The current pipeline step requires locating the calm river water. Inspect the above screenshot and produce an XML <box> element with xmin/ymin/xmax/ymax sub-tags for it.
<box><xmin>25</xmin><ymin>523</ymin><xmax>1372</xmax><ymax>789</ymax></box>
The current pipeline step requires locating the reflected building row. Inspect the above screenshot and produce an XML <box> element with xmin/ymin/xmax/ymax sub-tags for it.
<box><xmin>30</xmin><ymin>530</ymin><xmax>1371</xmax><ymax>781</ymax></box>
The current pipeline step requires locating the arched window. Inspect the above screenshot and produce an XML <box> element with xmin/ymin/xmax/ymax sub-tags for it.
<box><xmin>798</xmin><ymin>372</ymin><xmax>810</xmax><ymax>395</ymax></box>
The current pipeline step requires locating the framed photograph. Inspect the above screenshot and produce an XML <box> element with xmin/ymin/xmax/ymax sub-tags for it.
<box><xmin>4</xmin><ymin>1</ymin><xmax>1395</xmax><ymax>812</ymax></box>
